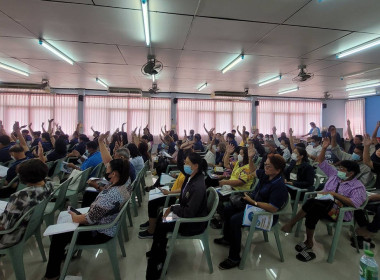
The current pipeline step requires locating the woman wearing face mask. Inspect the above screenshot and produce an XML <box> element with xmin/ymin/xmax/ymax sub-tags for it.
<box><xmin>146</xmin><ymin>153</ymin><xmax>208</xmax><ymax>279</ymax></box>
<box><xmin>284</xmin><ymin>147</ymin><xmax>315</xmax><ymax>199</ymax></box>
<box><xmin>218</xmin><ymin>144</ymin><xmax>254</xmax><ymax>191</ymax></box>
<box><xmin>272</xmin><ymin>126</ymin><xmax>291</xmax><ymax>162</ymax></box>
<box><xmin>281</xmin><ymin>137</ymin><xmax>366</xmax><ymax>262</ymax></box>
<box><xmin>306</xmin><ymin>135</ymin><xmax>322</xmax><ymax>161</ymax></box>
<box><xmin>44</xmin><ymin>158</ymin><xmax>131</xmax><ymax>279</ymax></box>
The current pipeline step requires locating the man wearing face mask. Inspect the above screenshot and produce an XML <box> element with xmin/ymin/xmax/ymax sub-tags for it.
<box><xmin>330</xmin><ymin>127</ymin><xmax>374</xmax><ymax>186</ymax></box>
<box><xmin>306</xmin><ymin>136</ymin><xmax>322</xmax><ymax>161</ymax></box>
<box><xmin>281</xmin><ymin>137</ymin><xmax>366</xmax><ymax>262</ymax></box>
<box><xmin>66</xmin><ymin>141</ymin><xmax>102</xmax><ymax>177</ymax></box>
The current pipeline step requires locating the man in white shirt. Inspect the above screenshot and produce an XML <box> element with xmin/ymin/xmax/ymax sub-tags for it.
<box><xmin>306</xmin><ymin>136</ymin><xmax>322</xmax><ymax>161</ymax></box>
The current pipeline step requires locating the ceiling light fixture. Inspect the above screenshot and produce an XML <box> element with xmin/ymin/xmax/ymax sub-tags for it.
<box><xmin>96</xmin><ymin>77</ymin><xmax>108</xmax><ymax>88</ymax></box>
<box><xmin>0</xmin><ymin>62</ymin><xmax>29</xmax><ymax>76</ymax></box>
<box><xmin>198</xmin><ymin>82</ymin><xmax>208</xmax><ymax>91</ymax></box>
<box><xmin>258</xmin><ymin>75</ymin><xmax>282</xmax><ymax>87</ymax></box>
<box><xmin>221</xmin><ymin>54</ymin><xmax>244</xmax><ymax>74</ymax></box>
<box><xmin>278</xmin><ymin>87</ymin><xmax>299</xmax><ymax>95</ymax></box>
<box><xmin>336</xmin><ymin>38</ymin><xmax>380</xmax><ymax>58</ymax></box>
<box><xmin>152</xmin><ymin>74</ymin><xmax>155</xmax><ymax>82</ymax></box>
<box><xmin>39</xmin><ymin>39</ymin><xmax>74</xmax><ymax>65</ymax></box>
<box><xmin>348</xmin><ymin>91</ymin><xmax>377</xmax><ymax>98</ymax></box>
<box><xmin>346</xmin><ymin>82</ymin><xmax>380</xmax><ymax>91</ymax></box>
<box><xmin>340</xmin><ymin>67</ymin><xmax>380</xmax><ymax>80</ymax></box>
<box><xmin>141</xmin><ymin>0</ymin><xmax>150</xmax><ymax>46</ymax></box>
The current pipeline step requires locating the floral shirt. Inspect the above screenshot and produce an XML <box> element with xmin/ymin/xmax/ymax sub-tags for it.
<box><xmin>85</xmin><ymin>179</ymin><xmax>131</xmax><ymax>237</ymax></box>
<box><xmin>0</xmin><ymin>182</ymin><xmax>53</xmax><ymax>249</ymax></box>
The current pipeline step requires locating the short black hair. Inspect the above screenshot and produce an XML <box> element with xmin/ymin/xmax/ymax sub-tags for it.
<box><xmin>0</xmin><ymin>135</ymin><xmax>11</xmax><ymax>146</ymax></box>
<box><xmin>296</xmin><ymin>143</ymin><xmax>306</xmax><ymax>149</ymax></box>
<box><xmin>339</xmin><ymin>160</ymin><xmax>361</xmax><ymax>177</ymax></box>
<box><xmin>227</xmin><ymin>133</ymin><xmax>235</xmax><ymax>139</ymax></box>
<box><xmin>55</xmin><ymin>138</ymin><xmax>68</xmax><ymax>155</ymax></box>
<box><xmin>311</xmin><ymin>135</ymin><xmax>321</xmax><ymax>143</ymax></box>
<box><xmin>355</xmin><ymin>144</ymin><xmax>364</xmax><ymax>152</ymax></box>
<box><xmin>17</xmin><ymin>159</ymin><xmax>48</xmax><ymax>184</ymax></box>
<box><xmin>127</xmin><ymin>143</ymin><xmax>141</xmax><ymax>158</ymax></box>
<box><xmin>79</xmin><ymin>134</ymin><xmax>89</xmax><ymax>142</ymax></box>
<box><xmin>41</xmin><ymin>132</ymin><xmax>51</xmax><ymax>141</ymax></box>
<box><xmin>33</xmin><ymin>131</ymin><xmax>41</xmax><ymax>137</ymax></box>
<box><xmin>328</xmin><ymin>125</ymin><xmax>336</xmax><ymax>131</ymax></box>
<box><xmin>295</xmin><ymin>147</ymin><xmax>309</xmax><ymax>163</ymax></box>
<box><xmin>187</xmin><ymin>152</ymin><xmax>208</xmax><ymax>175</ymax></box>
<box><xmin>22</xmin><ymin>129</ymin><xmax>29</xmax><ymax>134</ymax></box>
<box><xmin>194</xmin><ymin>133</ymin><xmax>201</xmax><ymax>141</ymax></box>
<box><xmin>141</xmin><ymin>135</ymin><xmax>149</xmax><ymax>141</ymax></box>
<box><xmin>109</xmin><ymin>159</ymin><xmax>130</xmax><ymax>186</ymax></box>
<box><xmin>231</xmin><ymin>129</ymin><xmax>236</xmax><ymax>133</ymax></box>
<box><xmin>244</xmin><ymin>131</ymin><xmax>249</xmax><ymax>137</ymax></box>
<box><xmin>9</xmin><ymin>144</ymin><xmax>24</xmax><ymax>153</ymax></box>
<box><xmin>355</xmin><ymin>135</ymin><xmax>363</xmax><ymax>141</ymax></box>
<box><xmin>86</xmin><ymin>141</ymin><xmax>98</xmax><ymax>150</ymax></box>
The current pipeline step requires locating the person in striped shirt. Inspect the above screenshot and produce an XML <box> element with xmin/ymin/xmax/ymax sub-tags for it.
<box><xmin>281</xmin><ymin>136</ymin><xmax>366</xmax><ymax>262</ymax></box>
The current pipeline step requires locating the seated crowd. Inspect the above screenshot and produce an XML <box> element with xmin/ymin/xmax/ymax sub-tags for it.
<box><xmin>0</xmin><ymin>118</ymin><xmax>379</xmax><ymax>279</ymax></box>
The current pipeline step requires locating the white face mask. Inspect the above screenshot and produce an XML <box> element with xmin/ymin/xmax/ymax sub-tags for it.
<box><xmin>174</xmin><ymin>145</ymin><xmax>179</xmax><ymax>151</ymax></box>
<box><xmin>238</xmin><ymin>154</ymin><xmax>244</xmax><ymax>163</ymax></box>
<box><xmin>233</xmin><ymin>153</ymin><xmax>238</xmax><ymax>161</ymax></box>
<box><xmin>291</xmin><ymin>153</ymin><xmax>298</xmax><ymax>161</ymax></box>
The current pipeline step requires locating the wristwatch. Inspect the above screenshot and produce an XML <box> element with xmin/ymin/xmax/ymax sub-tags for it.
<box><xmin>253</xmin><ymin>201</ymin><xmax>258</xmax><ymax>206</ymax></box>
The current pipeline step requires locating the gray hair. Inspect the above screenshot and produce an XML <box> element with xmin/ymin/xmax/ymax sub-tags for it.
<box><xmin>265</xmin><ymin>140</ymin><xmax>277</xmax><ymax>148</ymax></box>
<box><xmin>115</xmin><ymin>148</ymin><xmax>130</xmax><ymax>159</ymax></box>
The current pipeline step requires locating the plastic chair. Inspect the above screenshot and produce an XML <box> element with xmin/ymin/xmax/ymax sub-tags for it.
<box><xmin>160</xmin><ymin>188</ymin><xmax>219</xmax><ymax>280</ymax></box>
<box><xmin>59</xmin><ymin>167</ymin><xmax>92</xmax><ymax>208</ymax></box>
<box><xmin>59</xmin><ymin>199</ymin><xmax>130</xmax><ymax>280</ymax></box>
<box><xmin>0</xmin><ymin>175</ymin><xmax>19</xmax><ymax>191</ymax></box>
<box><xmin>92</xmin><ymin>162</ymin><xmax>105</xmax><ymax>178</ymax></box>
<box><xmin>0</xmin><ymin>196</ymin><xmax>51</xmax><ymax>280</ymax></box>
<box><xmin>165</xmin><ymin>164</ymin><xmax>178</xmax><ymax>174</ymax></box>
<box><xmin>239</xmin><ymin>193</ymin><xmax>291</xmax><ymax>270</ymax></box>
<box><xmin>294</xmin><ymin>191</ymin><xmax>368</xmax><ymax>263</ymax></box>
<box><xmin>365</xmin><ymin>175</ymin><xmax>377</xmax><ymax>190</ymax></box>
<box><xmin>50</xmin><ymin>158</ymin><xmax>66</xmax><ymax>179</ymax></box>
<box><xmin>44</xmin><ymin>178</ymin><xmax>73</xmax><ymax>227</ymax></box>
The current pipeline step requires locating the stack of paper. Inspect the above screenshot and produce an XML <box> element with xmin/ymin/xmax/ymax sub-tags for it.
<box><xmin>43</xmin><ymin>207</ymin><xmax>90</xmax><ymax>236</ymax></box>
<box><xmin>160</xmin><ymin>174</ymin><xmax>175</xmax><ymax>185</ymax></box>
<box><xmin>242</xmin><ymin>205</ymin><xmax>273</xmax><ymax>231</ymax></box>
<box><xmin>216</xmin><ymin>187</ymin><xmax>234</xmax><ymax>196</ymax></box>
<box><xmin>149</xmin><ymin>186</ymin><xmax>170</xmax><ymax>201</ymax></box>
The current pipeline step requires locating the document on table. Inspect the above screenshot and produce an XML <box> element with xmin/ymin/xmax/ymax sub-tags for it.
<box><xmin>149</xmin><ymin>186</ymin><xmax>170</xmax><ymax>201</ymax></box>
<box><xmin>160</xmin><ymin>174</ymin><xmax>175</xmax><ymax>185</ymax></box>
<box><xmin>43</xmin><ymin>207</ymin><xmax>90</xmax><ymax>236</ymax></box>
<box><xmin>242</xmin><ymin>205</ymin><xmax>273</xmax><ymax>231</ymax></box>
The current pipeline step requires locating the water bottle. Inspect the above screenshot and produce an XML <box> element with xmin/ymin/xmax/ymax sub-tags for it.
<box><xmin>360</xmin><ymin>250</ymin><xmax>378</xmax><ymax>280</ymax></box>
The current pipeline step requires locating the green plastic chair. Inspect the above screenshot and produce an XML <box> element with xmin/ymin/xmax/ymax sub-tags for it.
<box><xmin>59</xmin><ymin>199</ymin><xmax>130</xmax><ymax>280</ymax></box>
<box><xmin>160</xmin><ymin>187</ymin><xmax>219</xmax><ymax>280</ymax></box>
<box><xmin>92</xmin><ymin>162</ymin><xmax>105</xmax><ymax>178</ymax></box>
<box><xmin>239</xmin><ymin>193</ymin><xmax>291</xmax><ymax>270</ymax></box>
<box><xmin>165</xmin><ymin>164</ymin><xmax>178</xmax><ymax>174</ymax></box>
<box><xmin>0</xmin><ymin>196</ymin><xmax>51</xmax><ymax>280</ymax></box>
<box><xmin>0</xmin><ymin>175</ymin><xmax>20</xmax><ymax>202</ymax></box>
<box><xmin>57</xmin><ymin>167</ymin><xmax>92</xmax><ymax>208</ymax></box>
<box><xmin>365</xmin><ymin>175</ymin><xmax>377</xmax><ymax>190</ymax></box>
<box><xmin>44</xmin><ymin>177</ymin><xmax>73</xmax><ymax>227</ymax></box>
<box><xmin>50</xmin><ymin>158</ymin><xmax>66</xmax><ymax>179</ymax></box>
<box><xmin>294</xmin><ymin>191</ymin><xmax>368</xmax><ymax>263</ymax></box>
<box><xmin>140</xmin><ymin>160</ymin><xmax>149</xmax><ymax>196</ymax></box>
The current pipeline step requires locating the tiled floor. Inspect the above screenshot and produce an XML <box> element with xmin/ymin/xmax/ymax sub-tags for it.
<box><xmin>1</xmin><ymin>174</ymin><xmax>379</xmax><ymax>280</ymax></box>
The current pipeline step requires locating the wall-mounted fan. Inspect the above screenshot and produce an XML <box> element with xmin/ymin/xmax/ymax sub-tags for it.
<box><xmin>292</xmin><ymin>65</ymin><xmax>314</xmax><ymax>83</ymax></box>
<box><xmin>141</xmin><ymin>55</ymin><xmax>163</xmax><ymax>77</ymax></box>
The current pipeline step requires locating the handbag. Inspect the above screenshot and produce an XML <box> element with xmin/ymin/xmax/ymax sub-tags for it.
<box><xmin>229</xmin><ymin>192</ymin><xmax>248</xmax><ymax>210</ymax></box>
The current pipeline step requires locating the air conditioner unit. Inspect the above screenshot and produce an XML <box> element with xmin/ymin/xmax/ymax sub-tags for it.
<box><xmin>0</xmin><ymin>82</ymin><xmax>49</xmax><ymax>93</ymax></box>
<box><xmin>108</xmin><ymin>87</ymin><xmax>142</xmax><ymax>96</ymax></box>
<box><xmin>212</xmin><ymin>91</ymin><xmax>248</xmax><ymax>99</ymax></box>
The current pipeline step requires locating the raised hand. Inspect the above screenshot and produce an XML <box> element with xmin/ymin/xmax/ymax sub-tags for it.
<box><xmin>48</xmin><ymin>119</ymin><xmax>54</xmax><ymax>123</ymax></box>
<box><xmin>98</xmin><ymin>131</ymin><xmax>110</xmax><ymax>143</ymax></box>
<box><xmin>248</xmin><ymin>143</ymin><xmax>256</xmax><ymax>158</ymax></box>
<box><xmin>363</xmin><ymin>134</ymin><xmax>372</xmax><ymax>147</ymax></box>
<box><xmin>20</xmin><ymin>124</ymin><xmax>27</xmax><ymax>129</ymax></box>
<box><xmin>243</xmin><ymin>126</ymin><xmax>246</xmax><ymax>131</ymax></box>
<box><xmin>237</xmin><ymin>125</ymin><xmax>239</xmax><ymax>131</ymax></box>
<box><xmin>289</xmin><ymin>128</ymin><xmax>293</xmax><ymax>135</ymax></box>
<box><xmin>330</xmin><ymin>127</ymin><xmax>336</xmax><ymax>137</ymax></box>
<box><xmin>322</xmin><ymin>137</ymin><xmax>330</xmax><ymax>149</ymax></box>
<box><xmin>377</xmin><ymin>121</ymin><xmax>380</xmax><ymax>127</ymax></box>
<box><xmin>226</xmin><ymin>143</ymin><xmax>235</xmax><ymax>154</ymax></box>
<box><xmin>347</xmin><ymin>119</ymin><xmax>351</xmax><ymax>126</ymax></box>
<box><xmin>28</xmin><ymin>122</ymin><xmax>32</xmax><ymax>128</ymax></box>
<box><xmin>272</xmin><ymin>126</ymin><xmax>277</xmax><ymax>133</ymax></box>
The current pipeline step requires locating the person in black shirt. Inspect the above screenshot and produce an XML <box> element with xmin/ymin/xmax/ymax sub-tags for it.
<box><xmin>67</xmin><ymin>134</ymin><xmax>89</xmax><ymax>158</ymax></box>
<box><xmin>214</xmin><ymin>145</ymin><xmax>288</xmax><ymax>270</ymax></box>
<box><xmin>38</xmin><ymin>138</ymin><xmax>67</xmax><ymax>163</ymax></box>
<box><xmin>0</xmin><ymin>135</ymin><xmax>12</xmax><ymax>163</ymax></box>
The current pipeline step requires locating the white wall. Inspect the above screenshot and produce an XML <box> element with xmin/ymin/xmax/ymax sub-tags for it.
<box><xmin>322</xmin><ymin>99</ymin><xmax>346</xmax><ymax>135</ymax></box>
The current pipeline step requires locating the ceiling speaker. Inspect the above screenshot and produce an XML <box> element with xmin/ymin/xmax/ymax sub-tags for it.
<box><xmin>255</xmin><ymin>101</ymin><xmax>259</xmax><ymax>106</ymax></box>
<box><xmin>173</xmin><ymin>98</ymin><xmax>178</xmax><ymax>104</ymax></box>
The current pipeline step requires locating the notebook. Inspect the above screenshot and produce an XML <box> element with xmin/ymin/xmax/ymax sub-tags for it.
<box><xmin>149</xmin><ymin>186</ymin><xmax>170</xmax><ymax>201</ymax></box>
<box><xmin>0</xmin><ymin>165</ymin><xmax>9</xmax><ymax>177</ymax></box>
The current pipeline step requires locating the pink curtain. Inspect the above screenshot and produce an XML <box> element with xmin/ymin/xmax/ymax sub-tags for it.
<box><xmin>177</xmin><ymin>99</ymin><xmax>252</xmax><ymax>140</ymax></box>
<box><xmin>0</xmin><ymin>93</ymin><xmax>77</xmax><ymax>134</ymax></box>
<box><xmin>84</xmin><ymin>96</ymin><xmax>171</xmax><ymax>140</ymax></box>
<box><xmin>345</xmin><ymin>99</ymin><xmax>365</xmax><ymax>136</ymax></box>
<box><xmin>257</xmin><ymin>99</ymin><xmax>322</xmax><ymax>136</ymax></box>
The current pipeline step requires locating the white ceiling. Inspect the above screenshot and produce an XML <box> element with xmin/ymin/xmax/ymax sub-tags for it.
<box><xmin>0</xmin><ymin>0</ymin><xmax>380</xmax><ymax>99</ymax></box>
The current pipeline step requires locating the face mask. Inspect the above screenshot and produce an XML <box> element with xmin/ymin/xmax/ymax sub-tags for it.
<box><xmin>337</xmin><ymin>170</ymin><xmax>348</xmax><ymax>180</ymax></box>
<box><xmin>238</xmin><ymin>154</ymin><xmax>244</xmax><ymax>163</ymax></box>
<box><xmin>105</xmin><ymin>172</ymin><xmax>112</xmax><ymax>181</ymax></box>
<box><xmin>310</xmin><ymin>142</ymin><xmax>316</xmax><ymax>147</ymax></box>
<box><xmin>351</xmin><ymin>153</ymin><xmax>361</xmax><ymax>161</ymax></box>
<box><xmin>85</xmin><ymin>149</ymin><xmax>89</xmax><ymax>155</ymax></box>
<box><xmin>233</xmin><ymin>153</ymin><xmax>238</xmax><ymax>161</ymax></box>
<box><xmin>264</xmin><ymin>147</ymin><xmax>270</xmax><ymax>153</ymax></box>
<box><xmin>184</xmin><ymin>165</ymin><xmax>192</xmax><ymax>175</ymax></box>
<box><xmin>291</xmin><ymin>153</ymin><xmax>298</xmax><ymax>161</ymax></box>
<box><xmin>245</xmin><ymin>144</ymin><xmax>249</xmax><ymax>148</ymax></box>
<box><xmin>174</xmin><ymin>145</ymin><xmax>179</xmax><ymax>151</ymax></box>
<box><xmin>280</xmin><ymin>144</ymin><xmax>286</xmax><ymax>150</ymax></box>
<box><xmin>161</xmin><ymin>143</ymin><xmax>166</xmax><ymax>149</ymax></box>
<box><xmin>265</xmin><ymin>137</ymin><xmax>269</xmax><ymax>141</ymax></box>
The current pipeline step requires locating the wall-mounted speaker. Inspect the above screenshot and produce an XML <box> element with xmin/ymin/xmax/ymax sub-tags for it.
<box><xmin>78</xmin><ymin>95</ymin><xmax>84</xmax><ymax>102</ymax></box>
<box><xmin>323</xmin><ymin>103</ymin><xmax>327</xmax><ymax>109</ymax></box>
<box><xmin>254</xmin><ymin>101</ymin><xmax>259</xmax><ymax>106</ymax></box>
<box><xmin>173</xmin><ymin>98</ymin><xmax>178</xmax><ymax>104</ymax></box>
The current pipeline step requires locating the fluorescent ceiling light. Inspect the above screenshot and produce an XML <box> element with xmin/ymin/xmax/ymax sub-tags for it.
<box><xmin>258</xmin><ymin>75</ymin><xmax>282</xmax><ymax>87</ymax></box>
<box><xmin>346</xmin><ymin>82</ymin><xmax>380</xmax><ymax>91</ymax></box>
<box><xmin>221</xmin><ymin>54</ymin><xmax>244</xmax><ymax>74</ymax></box>
<box><xmin>348</xmin><ymin>91</ymin><xmax>377</xmax><ymax>98</ymax></box>
<box><xmin>198</xmin><ymin>82</ymin><xmax>208</xmax><ymax>91</ymax></box>
<box><xmin>337</xmin><ymin>38</ymin><xmax>380</xmax><ymax>58</ymax></box>
<box><xmin>340</xmin><ymin>67</ymin><xmax>380</xmax><ymax>80</ymax></box>
<box><xmin>278</xmin><ymin>87</ymin><xmax>299</xmax><ymax>95</ymax></box>
<box><xmin>39</xmin><ymin>39</ymin><xmax>74</xmax><ymax>65</ymax></box>
<box><xmin>0</xmin><ymin>62</ymin><xmax>29</xmax><ymax>76</ymax></box>
<box><xmin>141</xmin><ymin>0</ymin><xmax>150</xmax><ymax>46</ymax></box>
<box><xmin>152</xmin><ymin>74</ymin><xmax>155</xmax><ymax>82</ymax></box>
<box><xmin>96</xmin><ymin>77</ymin><xmax>108</xmax><ymax>88</ymax></box>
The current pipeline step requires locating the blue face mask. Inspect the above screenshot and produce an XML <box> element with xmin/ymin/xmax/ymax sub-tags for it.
<box><xmin>184</xmin><ymin>165</ymin><xmax>192</xmax><ymax>175</ymax></box>
<box><xmin>337</xmin><ymin>171</ymin><xmax>348</xmax><ymax>180</ymax></box>
<box><xmin>161</xmin><ymin>143</ymin><xmax>166</xmax><ymax>149</ymax></box>
<box><xmin>310</xmin><ymin>142</ymin><xmax>316</xmax><ymax>147</ymax></box>
<box><xmin>351</xmin><ymin>153</ymin><xmax>361</xmax><ymax>161</ymax></box>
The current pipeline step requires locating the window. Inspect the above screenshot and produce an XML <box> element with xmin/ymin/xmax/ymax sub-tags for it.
<box><xmin>257</xmin><ymin>99</ymin><xmax>322</xmax><ymax>136</ymax></box>
<box><xmin>0</xmin><ymin>93</ymin><xmax>77</xmax><ymax>134</ymax></box>
<box><xmin>84</xmin><ymin>96</ymin><xmax>170</xmax><ymax>141</ymax></box>
<box><xmin>177</xmin><ymin>99</ymin><xmax>252</xmax><ymax>138</ymax></box>
<box><xmin>345</xmin><ymin>99</ymin><xmax>365</xmax><ymax>136</ymax></box>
